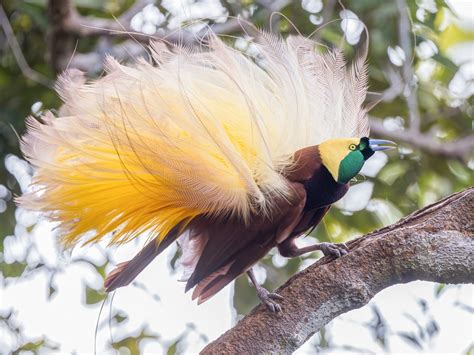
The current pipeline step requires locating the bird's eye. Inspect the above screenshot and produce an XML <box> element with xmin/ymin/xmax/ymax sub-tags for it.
<box><xmin>349</xmin><ymin>144</ymin><xmax>357</xmax><ymax>151</ymax></box>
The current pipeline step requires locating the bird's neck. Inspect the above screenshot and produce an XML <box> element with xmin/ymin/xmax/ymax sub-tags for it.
<box><xmin>284</xmin><ymin>145</ymin><xmax>349</xmax><ymax>210</ymax></box>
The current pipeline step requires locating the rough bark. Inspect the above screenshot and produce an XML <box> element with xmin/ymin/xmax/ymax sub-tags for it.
<box><xmin>201</xmin><ymin>187</ymin><xmax>474</xmax><ymax>354</ymax></box>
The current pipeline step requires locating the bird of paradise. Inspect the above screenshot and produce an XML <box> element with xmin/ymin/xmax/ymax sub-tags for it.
<box><xmin>18</xmin><ymin>31</ymin><xmax>395</xmax><ymax>311</ymax></box>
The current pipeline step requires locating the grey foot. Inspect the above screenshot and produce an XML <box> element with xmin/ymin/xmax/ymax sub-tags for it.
<box><xmin>320</xmin><ymin>242</ymin><xmax>349</xmax><ymax>258</ymax></box>
<box><xmin>256</xmin><ymin>287</ymin><xmax>284</xmax><ymax>313</ymax></box>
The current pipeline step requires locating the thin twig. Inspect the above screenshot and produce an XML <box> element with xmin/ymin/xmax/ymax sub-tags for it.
<box><xmin>47</xmin><ymin>0</ymin><xmax>251</xmax><ymax>72</ymax></box>
<box><xmin>371</xmin><ymin>2</ymin><xmax>469</xmax><ymax>161</ymax></box>
<box><xmin>47</xmin><ymin>0</ymin><xmax>154</xmax><ymax>72</ymax></box>
<box><xmin>0</xmin><ymin>5</ymin><xmax>53</xmax><ymax>88</ymax></box>
<box><xmin>68</xmin><ymin>0</ymin><xmax>154</xmax><ymax>37</ymax></box>
<box><xmin>380</xmin><ymin>66</ymin><xmax>404</xmax><ymax>102</ymax></box>
<box><xmin>256</xmin><ymin>0</ymin><xmax>293</xmax><ymax>32</ymax></box>
<box><xmin>62</xmin><ymin>1</ymin><xmax>244</xmax><ymax>44</ymax></box>
<box><xmin>396</xmin><ymin>0</ymin><xmax>421</xmax><ymax>133</ymax></box>
<box><xmin>319</xmin><ymin>0</ymin><xmax>337</xmax><ymax>34</ymax></box>
<box><xmin>119</xmin><ymin>0</ymin><xmax>155</xmax><ymax>24</ymax></box>
<box><xmin>369</xmin><ymin>118</ymin><xmax>474</xmax><ymax>161</ymax></box>
<box><xmin>69</xmin><ymin>41</ymin><xmax>146</xmax><ymax>73</ymax></box>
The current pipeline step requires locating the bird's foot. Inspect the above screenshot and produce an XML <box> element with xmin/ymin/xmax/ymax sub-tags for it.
<box><xmin>256</xmin><ymin>286</ymin><xmax>284</xmax><ymax>313</ymax></box>
<box><xmin>319</xmin><ymin>242</ymin><xmax>349</xmax><ymax>258</ymax></box>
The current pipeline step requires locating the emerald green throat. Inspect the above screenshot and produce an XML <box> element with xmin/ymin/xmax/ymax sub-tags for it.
<box><xmin>337</xmin><ymin>151</ymin><xmax>365</xmax><ymax>184</ymax></box>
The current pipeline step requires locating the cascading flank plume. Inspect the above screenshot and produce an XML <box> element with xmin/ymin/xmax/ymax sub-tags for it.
<box><xmin>18</xmin><ymin>30</ymin><xmax>396</xmax><ymax>311</ymax></box>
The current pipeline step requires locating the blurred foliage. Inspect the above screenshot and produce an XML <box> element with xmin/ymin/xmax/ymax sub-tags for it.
<box><xmin>110</xmin><ymin>326</ymin><xmax>159</xmax><ymax>354</ymax></box>
<box><xmin>0</xmin><ymin>0</ymin><xmax>473</xmax><ymax>353</ymax></box>
<box><xmin>1</xmin><ymin>309</ymin><xmax>60</xmax><ymax>353</ymax></box>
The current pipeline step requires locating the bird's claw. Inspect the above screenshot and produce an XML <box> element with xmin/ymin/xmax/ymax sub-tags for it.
<box><xmin>320</xmin><ymin>242</ymin><xmax>349</xmax><ymax>258</ymax></box>
<box><xmin>257</xmin><ymin>288</ymin><xmax>284</xmax><ymax>313</ymax></box>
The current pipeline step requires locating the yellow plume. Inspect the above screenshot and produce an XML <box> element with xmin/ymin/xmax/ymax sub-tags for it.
<box><xmin>18</xmin><ymin>32</ymin><xmax>369</xmax><ymax>247</ymax></box>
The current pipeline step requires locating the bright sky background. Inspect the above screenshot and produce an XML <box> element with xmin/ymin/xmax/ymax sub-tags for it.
<box><xmin>1</xmin><ymin>0</ymin><xmax>473</xmax><ymax>354</ymax></box>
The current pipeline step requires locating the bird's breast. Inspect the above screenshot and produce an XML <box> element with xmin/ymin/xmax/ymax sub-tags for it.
<box><xmin>303</xmin><ymin>165</ymin><xmax>349</xmax><ymax>210</ymax></box>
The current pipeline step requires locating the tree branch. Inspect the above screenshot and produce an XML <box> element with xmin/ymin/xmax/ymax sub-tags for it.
<box><xmin>202</xmin><ymin>188</ymin><xmax>474</xmax><ymax>354</ymax></box>
<box><xmin>47</xmin><ymin>0</ymin><xmax>249</xmax><ymax>73</ymax></box>
<box><xmin>50</xmin><ymin>0</ymin><xmax>152</xmax><ymax>40</ymax></box>
<box><xmin>0</xmin><ymin>5</ymin><xmax>53</xmax><ymax>88</ymax></box>
<box><xmin>369</xmin><ymin>118</ymin><xmax>474</xmax><ymax>161</ymax></box>
<box><xmin>48</xmin><ymin>0</ymin><xmax>293</xmax><ymax>73</ymax></box>
<box><xmin>397</xmin><ymin>0</ymin><xmax>421</xmax><ymax>132</ymax></box>
<box><xmin>396</xmin><ymin>0</ymin><xmax>421</xmax><ymax>133</ymax></box>
<box><xmin>47</xmin><ymin>0</ymin><xmax>155</xmax><ymax>72</ymax></box>
<box><xmin>368</xmin><ymin>3</ymin><xmax>473</xmax><ymax>162</ymax></box>
<box><xmin>65</xmin><ymin>18</ymin><xmax>245</xmax><ymax>73</ymax></box>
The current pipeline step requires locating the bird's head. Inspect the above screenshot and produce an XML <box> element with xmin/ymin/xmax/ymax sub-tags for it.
<box><xmin>318</xmin><ymin>137</ymin><xmax>396</xmax><ymax>184</ymax></box>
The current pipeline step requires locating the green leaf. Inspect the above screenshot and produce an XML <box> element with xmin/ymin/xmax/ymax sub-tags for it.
<box><xmin>48</xmin><ymin>285</ymin><xmax>57</xmax><ymax>299</ymax></box>
<box><xmin>12</xmin><ymin>340</ymin><xmax>45</xmax><ymax>354</ymax></box>
<box><xmin>435</xmin><ymin>283</ymin><xmax>446</xmax><ymax>298</ymax></box>
<box><xmin>169</xmin><ymin>247</ymin><xmax>182</xmax><ymax>272</ymax></box>
<box><xmin>2</xmin><ymin>262</ymin><xmax>27</xmax><ymax>278</ymax></box>
<box><xmin>11</xmin><ymin>337</ymin><xmax>59</xmax><ymax>354</ymax></box>
<box><xmin>166</xmin><ymin>337</ymin><xmax>182</xmax><ymax>355</ymax></box>
<box><xmin>464</xmin><ymin>343</ymin><xmax>473</xmax><ymax>355</ymax></box>
<box><xmin>85</xmin><ymin>285</ymin><xmax>106</xmax><ymax>305</ymax></box>
<box><xmin>111</xmin><ymin>327</ymin><xmax>159</xmax><ymax>354</ymax></box>
<box><xmin>95</xmin><ymin>261</ymin><xmax>108</xmax><ymax>279</ymax></box>
<box><xmin>378</xmin><ymin>161</ymin><xmax>410</xmax><ymax>185</ymax></box>
<box><xmin>447</xmin><ymin>161</ymin><xmax>472</xmax><ymax>183</ymax></box>
<box><xmin>113</xmin><ymin>312</ymin><xmax>128</xmax><ymax>324</ymax></box>
<box><xmin>75</xmin><ymin>258</ymin><xmax>108</xmax><ymax>279</ymax></box>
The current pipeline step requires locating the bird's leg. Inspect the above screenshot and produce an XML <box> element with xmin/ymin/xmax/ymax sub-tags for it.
<box><xmin>278</xmin><ymin>238</ymin><xmax>349</xmax><ymax>258</ymax></box>
<box><xmin>247</xmin><ymin>268</ymin><xmax>284</xmax><ymax>313</ymax></box>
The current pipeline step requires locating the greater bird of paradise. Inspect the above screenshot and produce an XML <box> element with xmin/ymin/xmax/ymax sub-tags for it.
<box><xmin>19</xmin><ymin>31</ymin><xmax>395</xmax><ymax>311</ymax></box>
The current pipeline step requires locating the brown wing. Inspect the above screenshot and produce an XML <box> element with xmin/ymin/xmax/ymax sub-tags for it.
<box><xmin>186</xmin><ymin>182</ymin><xmax>307</xmax><ymax>303</ymax></box>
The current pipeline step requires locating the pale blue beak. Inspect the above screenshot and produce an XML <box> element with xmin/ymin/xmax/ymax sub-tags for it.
<box><xmin>369</xmin><ymin>139</ymin><xmax>397</xmax><ymax>151</ymax></box>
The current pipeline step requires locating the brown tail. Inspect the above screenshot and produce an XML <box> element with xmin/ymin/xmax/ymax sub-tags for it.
<box><xmin>104</xmin><ymin>227</ymin><xmax>181</xmax><ymax>292</ymax></box>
